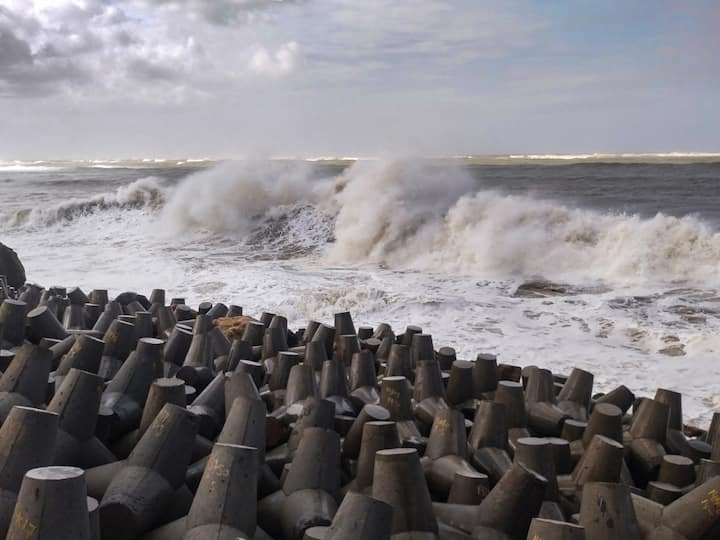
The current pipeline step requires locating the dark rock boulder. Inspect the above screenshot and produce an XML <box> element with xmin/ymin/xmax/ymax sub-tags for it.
<box><xmin>0</xmin><ymin>243</ymin><xmax>26</xmax><ymax>289</ymax></box>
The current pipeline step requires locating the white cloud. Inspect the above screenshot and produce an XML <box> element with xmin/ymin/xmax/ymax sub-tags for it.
<box><xmin>0</xmin><ymin>0</ymin><xmax>546</xmax><ymax>100</ymax></box>
<box><xmin>0</xmin><ymin>0</ymin><xmax>307</xmax><ymax>98</ymax></box>
<box><xmin>0</xmin><ymin>1</ymin><xmax>208</xmax><ymax>97</ymax></box>
<box><xmin>248</xmin><ymin>41</ymin><xmax>301</xmax><ymax>77</ymax></box>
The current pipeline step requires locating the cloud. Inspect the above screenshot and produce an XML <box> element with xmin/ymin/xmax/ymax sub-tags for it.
<box><xmin>140</xmin><ymin>0</ymin><xmax>293</xmax><ymax>25</ymax></box>
<box><xmin>0</xmin><ymin>0</ymin><xmax>541</xmax><ymax>99</ymax></box>
<box><xmin>0</xmin><ymin>19</ymin><xmax>33</xmax><ymax>68</ymax></box>
<box><xmin>248</xmin><ymin>41</ymin><xmax>302</xmax><ymax>77</ymax></box>
<box><xmin>274</xmin><ymin>0</ymin><xmax>546</xmax><ymax>88</ymax></box>
<box><xmin>0</xmin><ymin>7</ymin><xmax>94</xmax><ymax>96</ymax></box>
<box><xmin>3</xmin><ymin>0</ymin><xmax>718</xmax><ymax>158</ymax></box>
<box><xmin>0</xmin><ymin>1</ymin><xmax>208</xmax><ymax>97</ymax></box>
<box><xmin>0</xmin><ymin>0</ymin><xmax>304</xmax><ymax>98</ymax></box>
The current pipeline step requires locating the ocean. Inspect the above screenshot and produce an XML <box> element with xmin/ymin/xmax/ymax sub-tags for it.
<box><xmin>2</xmin><ymin>155</ymin><xmax>720</xmax><ymax>425</ymax></box>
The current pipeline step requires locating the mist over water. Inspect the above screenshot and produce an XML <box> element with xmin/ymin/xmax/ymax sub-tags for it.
<box><xmin>3</xmin><ymin>157</ymin><xmax>720</xmax><ymax>423</ymax></box>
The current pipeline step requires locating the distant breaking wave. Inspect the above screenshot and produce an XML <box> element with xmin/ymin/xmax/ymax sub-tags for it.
<box><xmin>0</xmin><ymin>159</ymin><xmax>215</xmax><ymax>171</ymax></box>
<box><xmin>6</xmin><ymin>159</ymin><xmax>720</xmax><ymax>285</ymax></box>
<box><xmin>3</xmin><ymin>152</ymin><xmax>720</xmax><ymax>171</ymax></box>
<box><xmin>508</xmin><ymin>152</ymin><xmax>720</xmax><ymax>160</ymax></box>
<box><xmin>6</xmin><ymin>177</ymin><xmax>166</xmax><ymax>227</ymax></box>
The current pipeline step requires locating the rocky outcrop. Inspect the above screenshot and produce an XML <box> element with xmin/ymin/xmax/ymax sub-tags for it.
<box><xmin>0</xmin><ymin>243</ymin><xmax>25</xmax><ymax>289</ymax></box>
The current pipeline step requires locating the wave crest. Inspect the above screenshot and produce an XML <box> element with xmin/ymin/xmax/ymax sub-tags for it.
<box><xmin>7</xmin><ymin>176</ymin><xmax>166</xmax><ymax>227</ymax></box>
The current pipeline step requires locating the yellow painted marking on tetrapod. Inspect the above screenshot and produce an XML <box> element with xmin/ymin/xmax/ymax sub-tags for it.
<box><xmin>8</xmin><ymin>511</ymin><xmax>38</xmax><ymax>538</ymax></box>
<box><xmin>384</xmin><ymin>387</ymin><xmax>400</xmax><ymax>399</ymax></box>
<box><xmin>700</xmin><ymin>488</ymin><xmax>720</xmax><ymax>518</ymax></box>
<box><xmin>433</xmin><ymin>417</ymin><xmax>450</xmax><ymax>431</ymax></box>
<box><xmin>207</xmin><ymin>456</ymin><xmax>230</xmax><ymax>478</ymax></box>
<box><xmin>153</xmin><ymin>408</ymin><xmax>171</xmax><ymax>436</ymax></box>
<box><xmin>105</xmin><ymin>329</ymin><xmax>118</xmax><ymax>344</ymax></box>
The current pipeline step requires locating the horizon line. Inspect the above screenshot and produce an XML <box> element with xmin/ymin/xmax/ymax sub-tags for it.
<box><xmin>3</xmin><ymin>151</ymin><xmax>720</xmax><ymax>164</ymax></box>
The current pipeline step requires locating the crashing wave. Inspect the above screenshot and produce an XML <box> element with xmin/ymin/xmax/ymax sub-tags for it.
<box><xmin>6</xmin><ymin>176</ymin><xmax>166</xmax><ymax>227</ymax></box>
<box><xmin>161</xmin><ymin>158</ymin><xmax>720</xmax><ymax>285</ymax></box>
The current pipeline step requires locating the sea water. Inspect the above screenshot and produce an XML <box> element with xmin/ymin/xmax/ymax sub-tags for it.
<box><xmin>3</xmin><ymin>155</ymin><xmax>720</xmax><ymax>424</ymax></box>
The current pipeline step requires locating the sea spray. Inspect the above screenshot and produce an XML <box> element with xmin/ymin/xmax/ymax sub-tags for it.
<box><xmin>326</xmin><ymin>159</ymin><xmax>476</xmax><ymax>264</ymax></box>
<box><xmin>429</xmin><ymin>190</ymin><xmax>720</xmax><ymax>284</ymax></box>
<box><xmin>325</xmin><ymin>160</ymin><xmax>720</xmax><ymax>286</ymax></box>
<box><xmin>161</xmin><ymin>160</ymin><xmax>331</xmax><ymax>234</ymax></box>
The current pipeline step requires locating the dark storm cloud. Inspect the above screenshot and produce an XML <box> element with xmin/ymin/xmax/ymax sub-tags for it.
<box><xmin>0</xmin><ymin>10</ymin><xmax>93</xmax><ymax>97</ymax></box>
<box><xmin>0</xmin><ymin>19</ymin><xmax>33</xmax><ymax>68</ymax></box>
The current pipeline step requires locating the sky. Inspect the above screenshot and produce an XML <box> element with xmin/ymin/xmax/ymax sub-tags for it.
<box><xmin>0</xmin><ymin>0</ymin><xmax>718</xmax><ymax>159</ymax></box>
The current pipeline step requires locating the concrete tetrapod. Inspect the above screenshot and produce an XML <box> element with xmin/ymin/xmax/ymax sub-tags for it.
<box><xmin>186</xmin><ymin>395</ymin><xmax>269</xmax><ymax>493</ymax></box>
<box><xmin>48</xmin><ymin>368</ymin><xmax>116</xmax><ymax>468</ymax></box>
<box><xmin>99</xmin><ymin>403</ymin><xmax>199</xmax><ymax>540</ymax></box>
<box><xmin>0</xmin><ymin>344</ymin><xmax>52</xmax><ymax>422</ymax></box>
<box><xmin>7</xmin><ymin>466</ymin><xmax>91</xmax><ymax>540</ymax></box>
<box><xmin>579</xmin><ymin>482</ymin><xmax>642</xmax><ymax>540</ymax></box>
<box><xmin>0</xmin><ymin>299</ymin><xmax>27</xmax><ymax>346</ymax></box>
<box><xmin>432</xmin><ymin>462</ymin><xmax>547</xmax><ymax>540</ymax></box>
<box><xmin>54</xmin><ymin>334</ymin><xmax>104</xmax><ymax>390</ymax></box>
<box><xmin>258</xmin><ymin>427</ymin><xmax>340</xmax><ymax>540</ymax></box>
<box><xmin>0</xmin><ymin>406</ymin><xmax>59</xmax><ymax>538</ymax></box>
<box><xmin>322</xmin><ymin>492</ymin><xmax>393</xmax><ymax>540</ymax></box>
<box><xmin>100</xmin><ymin>338</ymin><xmax>161</xmax><ymax>441</ymax></box>
<box><xmin>467</xmin><ymin>401</ymin><xmax>512</xmax><ymax>485</ymax></box>
<box><xmin>111</xmin><ymin>377</ymin><xmax>187</xmax><ymax>459</ymax></box>
<box><xmin>183</xmin><ymin>444</ymin><xmax>259</xmax><ymax>540</ymax></box>
<box><xmin>347</xmin><ymin>420</ymin><xmax>401</xmax><ymax>494</ymax></box>
<box><xmin>423</xmin><ymin>408</ymin><xmax>479</xmax><ymax>500</ymax></box>
<box><xmin>372</xmin><ymin>448</ymin><xmax>438</xmax><ymax>538</ymax></box>
<box><xmin>659</xmin><ymin>475</ymin><xmax>720</xmax><ymax>539</ymax></box>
